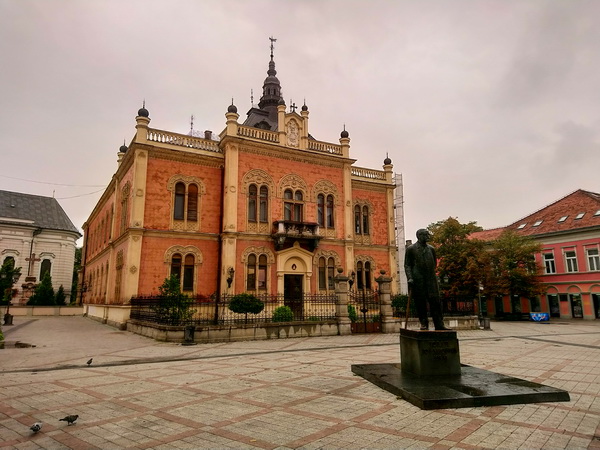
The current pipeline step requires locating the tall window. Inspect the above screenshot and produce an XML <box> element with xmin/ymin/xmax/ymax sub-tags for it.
<box><xmin>587</xmin><ymin>248</ymin><xmax>599</xmax><ymax>271</ymax></box>
<box><xmin>543</xmin><ymin>253</ymin><xmax>556</xmax><ymax>274</ymax></box>
<box><xmin>40</xmin><ymin>259</ymin><xmax>52</xmax><ymax>279</ymax></box>
<box><xmin>259</xmin><ymin>186</ymin><xmax>268</xmax><ymax>222</ymax></box>
<box><xmin>171</xmin><ymin>254</ymin><xmax>182</xmax><ymax>279</ymax></box>
<box><xmin>182</xmin><ymin>255</ymin><xmax>195</xmax><ymax>291</ymax></box>
<box><xmin>246</xmin><ymin>253</ymin><xmax>268</xmax><ymax>291</ymax></box>
<box><xmin>318</xmin><ymin>257</ymin><xmax>336</xmax><ymax>291</ymax></box>
<box><xmin>248</xmin><ymin>185</ymin><xmax>269</xmax><ymax>223</ymax></box>
<box><xmin>317</xmin><ymin>194</ymin><xmax>335</xmax><ymax>228</ymax></box>
<box><xmin>565</xmin><ymin>250</ymin><xmax>578</xmax><ymax>273</ymax></box>
<box><xmin>355</xmin><ymin>261</ymin><xmax>372</xmax><ymax>291</ymax></box>
<box><xmin>284</xmin><ymin>189</ymin><xmax>303</xmax><ymax>222</ymax></box>
<box><xmin>171</xmin><ymin>253</ymin><xmax>195</xmax><ymax>292</ymax></box>
<box><xmin>174</xmin><ymin>182</ymin><xmax>199</xmax><ymax>222</ymax></box>
<box><xmin>120</xmin><ymin>184</ymin><xmax>130</xmax><ymax>234</ymax></box>
<box><xmin>248</xmin><ymin>185</ymin><xmax>257</xmax><ymax>222</ymax></box>
<box><xmin>354</xmin><ymin>205</ymin><xmax>370</xmax><ymax>235</ymax></box>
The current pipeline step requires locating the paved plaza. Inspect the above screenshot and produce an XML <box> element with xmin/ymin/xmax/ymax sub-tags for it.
<box><xmin>1</xmin><ymin>317</ymin><xmax>599</xmax><ymax>449</ymax></box>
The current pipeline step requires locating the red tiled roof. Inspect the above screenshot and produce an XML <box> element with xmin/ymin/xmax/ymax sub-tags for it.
<box><xmin>471</xmin><ymin>189</ymin><xmax>600</xmax><ymax>241</ymax></box>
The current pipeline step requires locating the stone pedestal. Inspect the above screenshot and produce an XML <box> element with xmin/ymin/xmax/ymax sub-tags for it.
<box><xmin>399</xmin><ymin>329</ymin><xmax>461</xmax><ymax>376</ymax></box>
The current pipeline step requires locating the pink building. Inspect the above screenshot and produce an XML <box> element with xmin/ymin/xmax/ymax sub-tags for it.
<box><xmin>473</xmin><ymin>189</ymin><xmax>600</xmax><ymax>320</ymax></box>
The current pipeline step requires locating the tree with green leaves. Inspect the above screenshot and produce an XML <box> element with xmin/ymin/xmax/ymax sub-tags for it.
<box><xmin>152</xmin><ymin>275</ymin><xmax>195</xmax><ymax>325</ymax></box>
<box><xmin>482</xmin><ymin>230</ymin><xmax>545</xmax><ymax>302</ymax></box>
<box><xmin>0</xmin><ymin>258</ymin><xmax>21</xmax><ymax>305</ymax></box>
<box><xmin>55</xmin><ymin>285</ymin><xmax>67</xmax><ymax>306</ymax></box>
<box><xmin>228</xmin><ymin>293</ymin><xmax>264</xmax><ymax>324</ymax></box>
<box><xmin>428</xmin><ymin>217</ymin><xmax>485</xmax><ymax>302</ymax></box>
<box><xmin>71</xmin><ymin>247</ymin><xmax>82</xmax><ymax>304</ymax></box>
<box><xmin>28</xmin><ymin>272</ymin><xmax>56</xmax><ymax>306</ymax></box>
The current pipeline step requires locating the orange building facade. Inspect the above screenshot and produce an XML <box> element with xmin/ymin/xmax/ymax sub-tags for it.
<box><xmin>473</xmin><ymin>189</ymin><xmax>600</xmax><ymax>320</ymax></box>
<box><xmin>81</xmin><ymin>48</ymin><xmax>399</xmax><ymax>323</ymax></box>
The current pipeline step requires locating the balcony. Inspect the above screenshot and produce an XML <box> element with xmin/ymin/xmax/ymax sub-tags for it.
<box><xmin>272</xmin><ymin>220</ymin><xmax>322</xmax><ymax>251</ymax></box>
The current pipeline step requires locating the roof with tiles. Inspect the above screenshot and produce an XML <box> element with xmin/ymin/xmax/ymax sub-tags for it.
<box><xmin>0</xmin><ymin>190</ymin><xmax>80</xmax><ymax>235</ymax></box>
<box><xmin>472</xmin><ymin>189</ymin><xmax>600</xmax><ymax>241</ymax></box>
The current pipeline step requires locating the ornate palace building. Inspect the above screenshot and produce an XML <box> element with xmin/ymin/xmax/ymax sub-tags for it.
<box><xmin>81</xmin><ymin>42</ymin><xmax>401</xmax><ymax>326</ymax></box>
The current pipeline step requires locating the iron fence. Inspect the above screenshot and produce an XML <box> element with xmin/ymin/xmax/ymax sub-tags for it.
<box><xmin>392</xmin><ymin>298</ymin><xmax>476</xmax><ymax>318</ymax></box>
<box><xmin>130</xmin><ymin>293</ymin><xmax>338</xmax><ymax>326</ymax></box>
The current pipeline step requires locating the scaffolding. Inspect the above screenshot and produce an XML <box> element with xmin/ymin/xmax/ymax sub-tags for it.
<box><xmin>394</xmin><ymin>173</ymin><xmax>408</xmax><ymax>294</ymax></box>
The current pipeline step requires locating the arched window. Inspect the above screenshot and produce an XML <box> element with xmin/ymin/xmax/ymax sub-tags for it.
<box><xmin>259</xmin><ymin>186</ymin><xmax>268</xmax><ymax>223</ymax></box>
<box><xmin>40</xmin><ymin>259</ymin><xmax>52</xmax><ymax>280</ymax></box>
<box><xmin>354</xmin><ymin>204</ymin><xmax>370</xmax><ymax>235</ymax></box>
<box><xmin>182</xmin><ymin>254</ymin><xmax>195</xmax><ymax>292</ymax></box>
<box><xmin>246</xmin><ymin>254</ymin><xmax>256</xmax><ymax>291</ymax></box>
<box><xmin>187</xmin><ymin>184</ymin><xmax>198</xmax><ymax>221</ymax></box>
<box><xmin>248</xmin><ymin>184</ymin><xmax>257</xmax><ymax>222</ymax></box>
<box><xmin>326</xmin><ymin>195</ymin><xmax>334</xmax><ymax>228</ymax></box>
<box><xmin>318</xmin><ymin>256</ymin><xmax>336</xmax><ymax>292</ymax></box>
<box><xmin>171</xmin><ymin>253</ymin><xmax>182</xmax><ymax>279</ymax></box>
<box><xmin>174</xmin><ymin>183</ymin><xmax>185</xmax><ymax>220</ymax></box>
<box><xmin>317</xmin><ymin>194</ymin><xmax>325</xmax><ymax>226</ymax></box>
<box><xmin>284</xmin><ymin>189</ymin><xmax>303</xmax><ymax>222</ymax></box>
<box><xmin>3</xmin><ymin>256</ymin><xmax>15</xmax><ymax>267</ymax></box>
<box><xmin>246</xmin><ymin>253</ymin><xmax>268</xmax><ymax>292</ymax></box>
<box><xmin>355</xmin><ymin>260</ymin><xmax>372</xmax><ymax>291</ymax></box>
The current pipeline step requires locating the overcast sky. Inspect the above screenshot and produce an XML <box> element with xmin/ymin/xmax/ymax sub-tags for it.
<box><xmin>1</xmin><ymin>0</ymin><xmax>599</xmax><ymax>244</ymax></box>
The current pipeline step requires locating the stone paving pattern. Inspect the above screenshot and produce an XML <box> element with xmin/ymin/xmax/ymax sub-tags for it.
<box><xmin>1</xmin><ymin>317</ymin><xmax>599</xmax><ymax>449</ymax></box>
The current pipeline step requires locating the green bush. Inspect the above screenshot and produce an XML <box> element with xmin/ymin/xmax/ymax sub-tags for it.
<box><xmin>391</xmin><ymin>294</ymin><xmax>410</xmax><ymax>317</ymax></box>
<box><xmin>152</xmin><ymin>275</ymin><xmax>195</xmax><ymax>326</ymax></box>
<box><xmin>27</xmin><ymin>273</ymin><xmax>56</xmax><ymax>306</ymax></box>
<box><xmin>55</xmin><ymin>285</ymin><xmax>67</xmax><ymax>306</ymax></box>
<box><xmin>272</xmin><ymin>305</ymin><xmax>294</xmax><ymax>322</ymax></box>
<box><xmin>228</xmin><ymin>293</ymin><xmax>264</xmax><ymax>323</ymax></box>
<box><xmin>347</xmin><ymin>304</ymin><xmax>358</xmax><ymax>322</ymax></box>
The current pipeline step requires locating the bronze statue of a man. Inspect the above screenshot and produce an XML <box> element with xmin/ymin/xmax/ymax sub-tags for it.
<box><xmin>404</xmin><ymin>228</ymin><xmax>448</xmax><ymax>331</ymax></box>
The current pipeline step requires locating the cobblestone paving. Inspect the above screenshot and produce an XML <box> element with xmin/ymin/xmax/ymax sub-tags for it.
<box><xmin>1</xmin><ymin>317</ymin><xmax>599</xmax><ymax>449</ymax></box>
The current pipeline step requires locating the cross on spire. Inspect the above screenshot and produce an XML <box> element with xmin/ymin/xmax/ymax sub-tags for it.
<box><xmin>269</xmin><ymin>36</ymin><xmax>277</xmax><ymax>60</ymax></box>
<box><xmin>290</xmin><ymin>100</ymin><xmax>297</xmax><ymax>113</ymax></box>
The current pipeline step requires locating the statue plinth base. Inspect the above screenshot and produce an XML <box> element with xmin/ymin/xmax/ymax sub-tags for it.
<box><xmin>399</xmin><ymin>328</ymin><xmax>461</xmax><ymax>376</ymax></box>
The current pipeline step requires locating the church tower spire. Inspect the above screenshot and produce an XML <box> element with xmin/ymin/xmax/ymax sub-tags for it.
<box><xmin>258</xmin><ymin>36</ymin><xmax>282</xmax><ymax>116</ymax></box>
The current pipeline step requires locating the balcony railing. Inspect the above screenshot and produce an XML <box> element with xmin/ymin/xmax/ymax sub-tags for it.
<box><xmin>272</xmin><ymin>220</ymin><xmax>322</xmax><ymax>251</ymax></box>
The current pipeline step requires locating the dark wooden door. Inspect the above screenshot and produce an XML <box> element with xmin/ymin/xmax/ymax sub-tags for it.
<box><xmin>284</xmin><ymin>275</ymin><xmax>303</xmax><ymax>320</ymax></box>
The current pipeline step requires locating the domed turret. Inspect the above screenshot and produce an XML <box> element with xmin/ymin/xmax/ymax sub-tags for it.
<box><xmin>137</xmin><ymin>101</ymin><xmax>149</xmax><ymax>117</ymax></box>
<box><xmin>384</xmin><ymin>154</ymin><xmax>392</xmax><ymax>165</ymax></box>
<box><xmin>227</xmin><ymin>101</ymin><xmax>238</xmax><ymax>114</ymax></box>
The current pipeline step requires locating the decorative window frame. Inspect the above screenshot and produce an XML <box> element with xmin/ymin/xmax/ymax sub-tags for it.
<box><xmin>167</xmin><ymin>175</ymin><xmax>206</xmax><ymax>232</ymax></box>
<box><xmin>313</xmin><ymin>180</ymin><xmax>339</xmax><ymax>238</ymax></box>
<box><xmin>313</xmin><ymin>250</ymin><xmax>341</xmax><ymax>293</ymax></box>
<box><xmin>241</xmin><ymin>246</ymin><xmax>275</xmax><ymax>293</ymax></box>
<box><xmin>120</xmin><ymin>182</ymin><xmax>131</xmax><ymax>235</ymax></box>
<box><xmin>353</xmin><ymin>255</ymin><xmax>376</xmax><ymax>291</ymax></box>
<box><xmin>242</xmin><ymin>169</ymin><xmax>275</xmax><ymax>234</ymax></box>
<box><xmin>164</xmin><ymin>245</ymin><xmax>203</xmax><ymax>294</ymax></box>
<box><xmin>353</xmin><ymin>199</ymin><xmax>373</xmax><ymax>245</ymax></box>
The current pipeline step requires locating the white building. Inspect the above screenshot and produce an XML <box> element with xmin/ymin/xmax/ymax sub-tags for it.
<box><xmin>0</xmin><ymin>190</ymin><xmax>81</xmax><ymax>303</ymax></box>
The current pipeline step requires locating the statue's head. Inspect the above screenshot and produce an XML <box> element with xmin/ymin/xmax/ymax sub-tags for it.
<box><xmin>416</xmin><ymin>229</ymin><xmax>430</xmax><ymax>243</ymax></box>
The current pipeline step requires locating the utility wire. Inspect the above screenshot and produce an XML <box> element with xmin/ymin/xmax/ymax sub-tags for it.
<box><xmin>55</xmin><ymin>188</ymin><xmax>107</xmax><ymax>200</ymax></box>
<box><xmin>0</xmin><ymin>174</ymin><xmax>105</xmax><ymax>188</ymax></box>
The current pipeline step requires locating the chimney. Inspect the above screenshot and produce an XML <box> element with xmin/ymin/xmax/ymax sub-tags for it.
<box><xmin>204</xmin><ymin>130</ymin><xmax>212</xmax><ymax>140</ymax></box>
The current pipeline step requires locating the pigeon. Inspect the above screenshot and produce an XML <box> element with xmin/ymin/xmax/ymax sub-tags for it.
<box><xmin>86</xmin><ymin>358</ymin><xmax>93</xmax><ymax>366</ymax></box>
<box><xmin>30</xmin><ymin>422</ymin><xmax>42</xmax><ymax>433</ymax></box>
<box><xmin>59</xmin><ymin>415</ymin><xmax>79</xmax><ymax>425</ymax></box>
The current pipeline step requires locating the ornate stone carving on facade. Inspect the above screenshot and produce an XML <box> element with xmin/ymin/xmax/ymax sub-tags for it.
<box><xmin>166</xmin><ymin>175</ymin><xmax>207</xmax><ymax>194</ymax></box>
<box><xmin>164</xmin><ymin>245</ymin><xmax>204</xmax><ymax>265</ymax></box>
<box><xmin>121</xmin><ymin>182</ymin><xmax>131</xmax><ymax>199</ymax></box>
<box><xmin>129</xmin><ymin>265</ymin><xmax>137</xmax><ymax>274</ymax></box>
<box><xmin>313</xmin><ymin>249</ymin><xmax>341</xmax><ymax>267</ymax></box>
<box><xmin>311</xmin><ymin>179</ymin><xmax>339</xmax><ymax>204</ymax></box>
<box><xmin>278</xmin><ymin>173</ymin><xmax>308</xmax><ymax>198</ymax></box>
<box><xmin>241</xmin><ymin>169</ymin><xmax>275</xmax><ymax>194</ymax></box>
<box><xmin>241</xmin><ymin>246</ymin><xmax>275</xmax><ymax>264</ymax></box>
<box><xmin>354</xmin><ymin>254</ymin><xmax>376</xmax><ymax>270</ymax></box>
<box><xmin>286</xmin><ymin>118</ymin><xmax>300</xmax><ymax>148</ymax></box>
